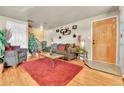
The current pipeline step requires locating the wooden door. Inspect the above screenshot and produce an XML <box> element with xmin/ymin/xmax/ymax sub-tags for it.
<box><xmin>92</xmin><ymin>17</ymin><xmax>116</xmax><ymax>64</ymax></box>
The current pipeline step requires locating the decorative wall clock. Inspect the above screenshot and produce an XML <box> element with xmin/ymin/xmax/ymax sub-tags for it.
<box><xmin>60</xmin><ymin>27</ymin><xmax>71</xmax><ymax>35</ymax></box>
<box><xmin>56</xmin><ymin>24</ymin><xmax>77</xmax><ymax>36</ymax></box>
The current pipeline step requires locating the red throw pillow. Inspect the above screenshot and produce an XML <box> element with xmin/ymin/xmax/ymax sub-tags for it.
<box><xmin>5</xmin><ymin>46</ymin><xmax>14</xmax><ymax>51</ymax></box>
<box><xmin>58</xmin><ymin>45</ymin><xmax>65</xmax><ymax>51</ymax></box>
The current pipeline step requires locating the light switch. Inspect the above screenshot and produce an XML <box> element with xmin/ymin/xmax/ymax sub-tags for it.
<box><xmin>121</xmin><ymin>34</ymin><xmax>123</xmax><ymax>38</ymax></box>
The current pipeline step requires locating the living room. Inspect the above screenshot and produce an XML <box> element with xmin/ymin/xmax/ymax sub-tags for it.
<box><xmin>0</xmin><ymin>6</ymin><xmax>124</xmax><ymax>86</ymax></box>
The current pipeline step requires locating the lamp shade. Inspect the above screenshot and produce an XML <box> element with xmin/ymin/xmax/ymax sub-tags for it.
<box><xmin>40</xmin><ymin>25</ymin><xmax>43</xmax><ymax>31</ymax></box>
<box><xmin>80</xmin><ymin>40</ymin><xmax>85</xmax><ymax>48</ymax></box>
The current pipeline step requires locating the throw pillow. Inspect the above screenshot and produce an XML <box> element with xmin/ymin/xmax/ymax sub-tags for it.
<box><xmin>58</xmin><ymin>45</ymin><xmax>65</xmax><ymax>51</ymax></box>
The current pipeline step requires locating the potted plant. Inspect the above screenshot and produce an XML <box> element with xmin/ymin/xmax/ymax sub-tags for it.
<box><xmin>79</xmin><ymin>47</ymin><xmax>87</xmax><ymax>54</ymax></box>
<box><xmin>0</xmin><ymin>58</ymin><xmax>4</xmax><ymax>74</ymax></box>
<box><xmin>0</xmin><ymin>28</ymin><xmax>7</xmax><ymax>73</ymax></box>
<box><xmin>28</xmin><ymin>34</ymin><xmax>39</xmax><ymax>56</ymax></box>
<box><xmin>76</xmin><ymin>47</ymin><xmax>87</xmax><ymax>54</ymax></box>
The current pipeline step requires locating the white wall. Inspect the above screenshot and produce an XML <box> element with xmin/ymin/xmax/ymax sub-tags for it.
<box><xmin>119</xmin><ymin>7</ymin><xmax>124</xmax><ymax>77</ymax></box>
<box><xmin>44</xmin><ymin>11</ymin><xmax>119</xmax><ymax>60</ymax></box>
<box><xmin>0</xmin><ymin>16</ymin><xmax>28</xmax><ymax>48</ymax></box>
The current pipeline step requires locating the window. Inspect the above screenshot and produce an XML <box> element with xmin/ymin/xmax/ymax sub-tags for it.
<box><xmin>6</xmin><ymin>21</ymin><xmax>28</xmax><ymax>48</ymax></box>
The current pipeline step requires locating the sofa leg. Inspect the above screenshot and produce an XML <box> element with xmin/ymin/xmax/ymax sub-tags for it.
<box><xmin>12</xmin><ymin>65</ymin><xmax>17</xmax><ymax>69</ymax></box>
<box><xmin>67</xmin><ymin>59</ymin><xmax>71</xmax><ymax>61</ymax></box>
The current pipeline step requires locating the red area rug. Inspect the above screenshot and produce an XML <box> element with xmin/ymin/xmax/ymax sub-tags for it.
<box><xmin>20</xmin><ymin>58</ymin><xmax>83</xmax><ymax>86</ymax></box>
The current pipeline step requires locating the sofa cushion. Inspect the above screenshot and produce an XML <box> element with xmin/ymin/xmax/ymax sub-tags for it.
<box><xmin>12</xmin><ymin>46</ymin><xmax>20</xmax><ymax>50</ymax></box>
<box><xmin>51</xmin><ymin>43</ymin><xmax>58</xmax><ymax>52</ymax></box>
<box><xmin>5</xmin><ymin>51</ymin><xmax>17</xmax><ymax>57</ymax></box>
<box><xmin>65</xmin><ymin>44</ymin><xmax>70</xmax><ymax>50</ymax></box>
<box><xmin>55</xmin><ymin>50</ymin><xmax>66</xmax><ymax>55</ymax></box>
<box><xmin>5</xmin><ymin>46</ymin><xmax>14</xmax><ymax>51</ymax></box>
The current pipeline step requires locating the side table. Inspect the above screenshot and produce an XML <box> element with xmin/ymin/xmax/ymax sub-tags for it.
<box><xmin>75</xmin><ymin>52</ymin><xmax>88</xmax><ymax>62</ymax></box>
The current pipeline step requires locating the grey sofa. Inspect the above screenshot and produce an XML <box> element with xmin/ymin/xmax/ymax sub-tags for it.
<box><xmin>51</xmin><ymin>43</ymin><xmax>76</xmax><ymax>60</ymax></box>
<box><xmin>4</xmin><ymin>48</ymin><xmax>27</xmax><ymax>66</ymax></box>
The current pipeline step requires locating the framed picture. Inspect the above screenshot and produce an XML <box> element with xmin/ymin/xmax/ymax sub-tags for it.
<box><xmin>72</xmin><ymin>25</ymin><xmax>77</xmax><ymax>29</ymax></box>
<box><xmin>56</xmin><ymin>29</ymin><xmax>59</xmax><ymax>33</ymax></box>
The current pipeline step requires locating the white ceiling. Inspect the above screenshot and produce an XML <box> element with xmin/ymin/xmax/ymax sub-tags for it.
<box><xmin>0</xmin><ymin>6</ymin><xmax>118</xmax><ymax>29</ymax></box>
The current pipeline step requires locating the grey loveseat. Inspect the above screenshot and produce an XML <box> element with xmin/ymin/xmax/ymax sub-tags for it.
<box><xmin>51</xmin><ymin>43</ymin><xmax>77</xmax><ymax>60</ymax></box>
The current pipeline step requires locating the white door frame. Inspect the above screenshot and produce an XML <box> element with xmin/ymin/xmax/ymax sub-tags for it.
<box><xmin>91</xmin><ymin>16</ymin><xmax>119</xmax><ymax>65</ymax></box>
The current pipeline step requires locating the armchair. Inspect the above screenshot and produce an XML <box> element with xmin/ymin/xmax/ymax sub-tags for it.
<box><xmin>4</xmin><ymin>46</ymin><xmax>27</xmax><ymax>66</ymax></box>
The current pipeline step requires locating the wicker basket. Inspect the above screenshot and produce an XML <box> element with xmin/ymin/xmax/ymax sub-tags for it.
<box><xmin>0</xmin><ymin>62</ymin><xmax>4</xmax><ymax>74</ymax></box>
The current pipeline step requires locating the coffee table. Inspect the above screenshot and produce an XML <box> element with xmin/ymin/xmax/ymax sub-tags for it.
<box><xmin>39</xmin><ymin>52</ymin><xmax>64</xmax><ymax>68</ymax></box>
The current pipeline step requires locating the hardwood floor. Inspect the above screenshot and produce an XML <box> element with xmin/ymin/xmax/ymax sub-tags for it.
<box><xmin>67</xmin><ymin>60</ymin><xmax>123</xmax><ymax>86</ymax></box>
<box><xmin>0</xmin><ymin>55</ymin><xmax>123</xmax><ymax>86</ymax></box>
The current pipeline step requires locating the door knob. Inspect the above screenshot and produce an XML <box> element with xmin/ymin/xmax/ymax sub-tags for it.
<box><xmin>93</xmin><ymin>40</ymin><xmax>95</xmax><ymax>44</ymax></box>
